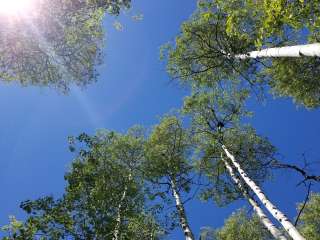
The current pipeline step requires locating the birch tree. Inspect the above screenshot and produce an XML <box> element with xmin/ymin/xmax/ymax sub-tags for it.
<box><xmin>222</xmin><ymin>146</ymin><xmax>305</xmax><ymax>240</ymax></box>
<box><xmin>144</xmin><ymin>116</ymin><xmax>196</xmax><ymax>240</ymax></box>
<box><xmin>222</xmin><ymin>154</ymin><xmax>287</xmax><ymax>240</ymax></box>
<box><xmin>163</xmin><ymin>0</ymin><xmax>320</xmax><ymax>107</ymax></box>
<box><xmin>182</xmin><ymin>85</ymin><xmax>306</xmax><ymax>240</ymax></box>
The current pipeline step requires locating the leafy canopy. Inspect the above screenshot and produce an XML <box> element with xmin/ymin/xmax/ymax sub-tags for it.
<box><xmin>0</xmin><ymin>0</ymin><xmax>130</xmax><ymax>92</ymax></box>
<box><xmin>163</xmin><ymin>0</ymin><xmax>320</xmax><ymax>108</ymax></box>
<box><xmin>2</xmin><ymin>129</ymin><xmax>164</xmax><ymax>239</ymax></box>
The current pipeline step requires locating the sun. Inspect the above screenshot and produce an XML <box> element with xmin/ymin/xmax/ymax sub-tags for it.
<box><xmin>0</xmin><ymin>0</ymin><xmax>35</xmax><ymax>17</ymax></box>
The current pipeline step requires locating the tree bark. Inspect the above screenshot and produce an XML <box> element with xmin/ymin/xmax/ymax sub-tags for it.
<box><xmin>222</xmin><ymin>145</ymin><xmax>306</xmax><ymax>240</ymax></box>
<box><xmin>170</xmin><ymin>179</ymin><xmax>195</xmax><ymax>240</ymax></box>
<box><xmin>112</xmin><ymin>173</ymin><xmax>132</xmax><ymax>240</ymax></box>
<box><xmin>222</xmin><ymin>155</ymin><xmax>287</xmax><ymax>240</ymax></box>
<box><xmin>233</xmin><ymin>43</ymin><xmax>320</xmax><ymax>59</ymax></box>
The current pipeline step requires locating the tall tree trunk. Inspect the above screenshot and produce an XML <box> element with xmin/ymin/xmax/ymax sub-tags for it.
<box><xmin>233</xmin><ymin>43</ymin><xmax>320</xmax><ymax>59</ymax></box>
<box><xmin>222</xmin><ymin>154</ymin><xmax>287</xmax><ymax>240</ymax></box>
<box><xmin>112</xmin><ymin>173</ymin><xmax>132</xmax><ymax>240</ymax></box>
<box><xmin>112</xmin><ymin>185</ymin><xmax>127</xmax><ymax>240</ymax></box>
<box><xmin>170</xmin><ymin>179</ymin><xmax>195</xmax><ymax>240</ymax></box>
<box><xmin>222</xmin><ymin>145</ymin><xmax>306</xmax><ymax>240</ymax></box>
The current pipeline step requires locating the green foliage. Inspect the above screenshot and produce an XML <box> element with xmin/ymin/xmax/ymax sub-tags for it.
<box><xmin>2</xmin><ymin>129</ymin><xmax>164</xmax><ymax>239</ymax></box>
<box><xmin>144</xmin><ymin>116</ymin><xmax>193</xmax><ymax>182</ymax></box>
<box><xmin>161</xmin><ymin>2</ymin><xmax>259</xmax><ymax>89</ymax></box>
<box><xmin>1</xmin><ymin>216</ymin><xmax>37</xmax><ymax>240</ymax></box>
<box><xmin>298</xmin><ymin>193</ymin><xmax>320</xmax><ymax>240</ymax></box>
<box><xmin>200</xmin><ymin>193</ymin><xmax>320</xmax><ymax>240</ymax></box>
<box><xmin>0</xmin><ymin>0</ymin><xmax>130</xmax><ymax>92</ymax></box>
<box><xmin>88</xmin><ymin>0</ymin><xmax>131</xmax><ymax>15</ymax></box>
<box><xmin>201</xmin><ymin>209</ymin><xmax>273</xmax><ymax>240</ymax></box>
<box><xmin>164</xmin><ymin>0</ymin><xmax>320</xmax><ymax>108</ymax></box>
<box><xmin>265</xmin><ymin>57</ymin><xmax>320</xmax><ymax>108</ymax></box>
<box><xmin>182</xmin><ymin>86</ymin><xmax>275</xmax><ymax>205</ymax></box>
<box><xmin>143</xmin><ymin>116</ymin><xmax>195</xmax><ymax>230</ymax></box>
<box><xmin>126</xmin><ymin>213</ymin><xmax>166</xmax><ymax>239</ymax></box>
<box><xmin>212</xmin><ymin>0</ymin><xmax>320</xmax><ymax>46</ymax></box>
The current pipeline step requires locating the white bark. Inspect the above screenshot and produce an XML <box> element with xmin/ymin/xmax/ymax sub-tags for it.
<box><xmin>222</xmin><ymin>145</ymin><xmax>306</xmax><ymax>240</ymax></box>
<box><xmin>170</xmin><ymin>179</ymin><xmax>195</xmax><ymax>240</ymax></box>
<box><xmin>233</xmin><ymin>43</ymin><xmax>320</xmax><ymax>59</ymax></box>
<box><xmin>112</xmin><ymin>185</ymin><xmax>127</xmax><ymax>240</ymax></box>
<box><xmin>112</xmin><ymin>173</ymin><xmax>132</xmax><ymax>240</ymax></box>
<box><xmin>222</xmin><ymin>155</ymin><xmax>287</xmax><ymax>240</ymax></box>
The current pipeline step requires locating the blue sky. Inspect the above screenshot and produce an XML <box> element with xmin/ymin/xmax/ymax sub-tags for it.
<box><xmin>0</xmin><ymin>0</ymin><xmax>319</xmax><ymax>239</ymax></box>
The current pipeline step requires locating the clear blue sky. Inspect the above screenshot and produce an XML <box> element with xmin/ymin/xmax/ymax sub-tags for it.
<box><xmin>0</xmin><ymin>1</ymin><xmax>319</xmax><ymax>239</ymax></box>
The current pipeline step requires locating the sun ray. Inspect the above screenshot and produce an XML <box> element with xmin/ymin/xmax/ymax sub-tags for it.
<box><xmin>0</xmin><ymin>0</ymin><xmax>35</xmax><ymax>17</ymax></box>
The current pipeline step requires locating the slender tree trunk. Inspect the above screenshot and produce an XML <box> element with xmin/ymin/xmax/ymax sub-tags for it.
<box><xmin>222</xmin><ymin>145</ymin><xmax>306</xmax><ymax>240</ymax></box>
<box><xmin>112</xmin><ymin>173</ymin><xmax>132</xmax><ymax>240</ymax></box>
<box><xmin>222</xmin><ymin>155</ymin><xmax>287</xmax><ymax>240</ymax></box>
<box><xmin>170</xmin><ymin>179</ymin><xmax>195</xmax><ymax>240</ymax></box>
<box><xmin>233</xmin><ymin>43</ymin><xmax>320</xmax><ymax>59</ymax></box>
<box><xmin>112</xmin><ymin>185</ymin><xmax>127</xmax><ymax>240</ymax></box>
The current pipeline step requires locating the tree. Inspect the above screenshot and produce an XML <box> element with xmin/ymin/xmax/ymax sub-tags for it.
<box><xmin>0</xmin><ymin>0</ymin><xmax>130</xmax><ymax>92</ymax></box>
<box><xmin>222</xmin><ymin>154</ymin><xmax>286</xmax><ymax>240</ymax></box>
<box><xmin>182</xmin><ymin>84</ymin><xmax>305</xmax><ymax>239</ymax></box>
<box><xmin>163</xmin><ymin>0</ymin><xmax>320</xmax><ymax>107</ymax></box>
<box><xmin>1</xmin><ymin>129</ymin><xmax>164</xmax><ymax>239</ymax></box>
<box><xmin>144</xmin><ymin>116</ymin><xmax>196</xmax><ymax>240</ymax></box>
<box><xmin>222</xmin><ymin>146</ymin><xmax>305</xmax><ymax>240</ymax></box>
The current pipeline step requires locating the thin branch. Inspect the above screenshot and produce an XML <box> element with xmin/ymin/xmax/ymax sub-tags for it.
<box><xmin>273</xmin><ymin>162</ymin><xmax>320</xmax><ymax>183</ymax></box>
<box><xmin>294</xmin><ymin>183</ymin><xmax>312</xmax><ymax>226</ymax></box>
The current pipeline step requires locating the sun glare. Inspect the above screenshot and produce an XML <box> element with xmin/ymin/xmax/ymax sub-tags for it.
<box><xmin>0</xmin><ymin>0</ymin><xmax>35</xmax><ymax>17</ymax></box>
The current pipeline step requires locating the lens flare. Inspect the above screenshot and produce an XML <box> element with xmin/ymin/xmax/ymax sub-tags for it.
<box><xmin>0</xmin><ymin>0</ymin><xmax>35</xmax><ymax>17</ymax></box>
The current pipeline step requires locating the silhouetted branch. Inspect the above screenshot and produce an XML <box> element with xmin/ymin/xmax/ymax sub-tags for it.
<box><xmin>294</xmin><ymin>183</ymin><xmax>312</xmax><ymax>226</ymax></box>
<box><xmin>272</xmin><ymin>162</ymin><xmax>320</xmax><ymax>184</ymax></box>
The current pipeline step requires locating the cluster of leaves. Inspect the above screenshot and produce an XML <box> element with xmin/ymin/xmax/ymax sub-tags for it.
<box><xmin>199</xmin><ymin>208</ymin><xmax>274</xmax><ymax>240</ymax></box>
<box><xmin>298</xmin><ymin>193</ymin><xmax>320</xmax><ymax>240</ymax></box>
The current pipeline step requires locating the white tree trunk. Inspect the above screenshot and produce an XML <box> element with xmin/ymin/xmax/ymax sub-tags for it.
<box><xmin>112</xmin><ymin>173</ymin><xmax>132</xmax><ymax>240</ymax></box>
<box><xmin>170</xmin><ymin>179</ymin><xmax>195</xmax><ymax>240</ymax></box>
<box><xmin>222</xmin><ymin>155</ymin><xmax>287</xmax><ymax>240</ymax></box>
<box><xmin>222</xmin><ymin>145</ymin><xmax>306</xmax><ymax>240</ymax></box>
<box><xmin>112</xmin><ymin>185</ymin><xmax>127</xmax><ymax>240</ymax></box>
<box><xmin>233</xmin><ymin>43</ymin><xmax>320</xmax><ymax>59</ymax></box>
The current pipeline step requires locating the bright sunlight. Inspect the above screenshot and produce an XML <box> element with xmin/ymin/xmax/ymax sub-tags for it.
<box><xmin>0</xmin><ymin>0</ymin><xmax>35</xmax><ymax>17</ymax></box>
